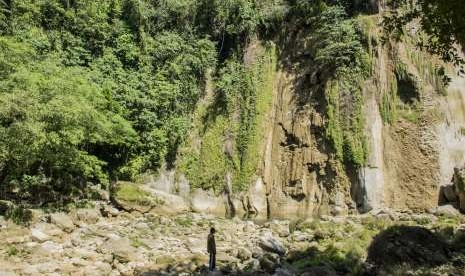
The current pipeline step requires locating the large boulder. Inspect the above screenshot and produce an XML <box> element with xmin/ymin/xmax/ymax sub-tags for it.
<box><xmin>113</xmin><ymin>182</ymin><xmax>159</xmax><ymax>213</ymax></box>
<box><xmin>149</xmin><ymin>190</ymin><xmax>189</xmax><ymax>215</ymax></box>
<box><xmin>237</xmin><ymin>247</ymin><xmax>252</xmax><ymax>261</ymax></box>
<box><xmin>366</xmin><ymin>226</ymin><xmax>448</xmax><ymax>271</ymax></box>
<box><xmin>31</xmin><ymin>241</ymin><xmax>64</xmax><ymax>257</ymax></box>
<box><xmin>74</xmin><ymin>208</ymin><xmax>101</xmax><ymax>224</ymax></box>
<box><xmin>185</xmin><ymin>237</ymin><xmax>204</xmax><ymax>254</ymax></box>
<box><xmin>190</xmin><ymin>188</ymin><xmax>226</xmax><ymax>215</ymax></box>
<box><xmin>33</xmin><ymin>222</ymin><xmax>64</xmax><ymax>238</ymax></box>
<box><xmin>50</xmin><ymin>213</ymin><xmax>75</xmax><ymax>232</ymax></box>
<box><xmin>268</xmin><ymin>220</ymin><xmax>290</xmax><ymax>237</ymax></box>
<box><xmin>259</xmin><ymin>252</ymin><xmax>281</xmax><ymax>273</ymax></box>
<box><xmin>100</xmin><ymin>204</ymin><xmax>120</xmax><ymax>217</ymax></box>
<box><xmin>31</xmin><ymin>228</ymin><xmax>51</xmax><ymax>242</ymax></box>
<box><xmin>259</xmin><ymin>234</ymin><xmax>286</xmax><ymax>256</ymax></box>
<box><xmin>440</xmin><ymin>165</ymin><xmax>465</xmax><ymax>213</ymax></box>
<box><xmin>99</xmin><ymin>237</ymin><xmax>141</xmax><ymax>263</ymax></box>
<box><xmin>435</xmin><ymin>204</ymin><xmax>461</xmax><ymax>217</ymax></box>
<box><xmin>82</xmin><ymin>262</ymin><xmax>112</xmax><ymax>276</ymax></box>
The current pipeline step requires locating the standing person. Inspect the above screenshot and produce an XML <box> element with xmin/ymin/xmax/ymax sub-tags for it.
<box><xmin>207</xmin><ymin>227</ymin><xmax>216</xmax><ymax>271</ymax></box>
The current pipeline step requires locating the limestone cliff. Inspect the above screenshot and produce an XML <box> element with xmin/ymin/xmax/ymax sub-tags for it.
<box><xmin>142</xmin><ymin>4</ymin><xmax>465</xmax><ymax>219</ymax></box>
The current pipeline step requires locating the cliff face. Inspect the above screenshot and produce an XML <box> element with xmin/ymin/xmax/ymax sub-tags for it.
<box><xmin>144</xmin><ymin>6</ymin><xmax>465</xmax><ymax>219</ymax></box>
<box><xmin>260</xmin><ymin>27</ymin><xmax>354</xmax><ymax>218</ymax></box>
<box><xmin>357</xmin><ymin>19</ymin><xmax>465</xmax><ymax>213</ymax></box>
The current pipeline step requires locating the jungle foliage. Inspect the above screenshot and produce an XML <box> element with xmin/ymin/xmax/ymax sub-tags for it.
<box><xmin>0</xmin><ymin>0</ymin><xmax>401</xmax><ymax>201</ymax></box>
<box><xmin>383</xmin><ymin>0</ymin><xmax>465</xmax><ymax>81</ymax></box>
<box><xmin>0</xmin><ymin>0</ymin><xmax>284</xmax><ymax>202</ymax></box>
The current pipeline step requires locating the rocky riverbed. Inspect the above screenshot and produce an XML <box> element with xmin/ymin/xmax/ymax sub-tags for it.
<box><xmin>2</xmin><ymin>202</ymin><xmax>465</xmax><ymax>276</ymax></box>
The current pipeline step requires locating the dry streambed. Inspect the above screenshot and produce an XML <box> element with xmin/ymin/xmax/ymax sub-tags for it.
<box><xmin>1</xmin><ymin>203</ymin><xmax>465</xmax><ymax>276</ymax></box>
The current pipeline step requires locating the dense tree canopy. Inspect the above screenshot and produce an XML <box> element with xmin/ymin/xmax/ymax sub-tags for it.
<box><xmin>383</xmin><ymin>0</ymin><xmax>465</xmax><ymax>77</ymax></box>
<box><xmin>0</xmin><ymin>0</ymin><xmax>287</xmax><ymax>203</ymax></box>
<box><xmin>0</xmin><ymin>0</ymin><xmax>379</xmax><ymax>203</ymax></box>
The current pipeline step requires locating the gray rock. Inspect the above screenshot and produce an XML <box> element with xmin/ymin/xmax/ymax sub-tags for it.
<box><xmin>442</xmin><ymin>184</ymin><xmax>458</xmax><ymax>202</ymax></box>
<box><xmin>0</xmin><ymin>216</ymin><xmax>6</xmax><ymax>229</ymax></box>
<box><xmin>100</xmin><ymin>204</ymin><xmax>120</xmax><ymax>217</ymax></box>
<box><xmin>185</xmin><ymin>237</ymin><xmax>204</xmax><ymax>254</ymax></box>
<box><xmin>217</xmin><ymin>251</ymin><xmax>240</xmax><ymax>265</ymax></box>
<box><xmin>35</xmin><ymin>261</ymin><xmax>60</xmax><ymax>274</ymax></box>
<box><xmin>259</xmin><ymin>252</ymin><xmax>280</xmax><ymax>273</ymax></box>
<box><xmin>75</xmin><ymin>208</ymin><xmax>101</xmax><ymax>224</ymax></box>
<box><xmin>50</xmin><ymin>213</ymin><xmax>75</xmax><ymax>232</ymax></box>
<box><xmin>40</xmin><ymin>241</ymin><xmax>64</xmax><ymax>255</ymax></box>
<box><xmin>291</xmin><ymin>231</ymin><xmax>313</xmax><ymax>242</ymax></box>
<box><xmin>435</xmin><ymin>205</ymin><xmax>461</xmax><ymax>217</ymax></box>
<box><xmin>31</xmin><ymin>228</ymin><xmax>51</xmax><ymax>242</ymax></box>
<box><xmin>269</xmin><ymin>220</ymin><xmax>290</xmax><ymax>237</ymax></box>
<box><xmin>243</xmin><ymin>220</ymin><xmax>256</xmax><ymax>232</ymax></box>
<box><xmin>259</xmin><ymin>235</ymin><xmax>286</xmax><ymax>256</ymax></box>
<box><xmin>33</xmin><ymin>222</ymin><xmax>65</xmax><ymax>237</ymax></box>
<box><xmin>99</xmin><ymin>237</ymin><xmax>140</xmax><ymax>263</ymax></box>
<box><xmin>237</xmin><ymin>247</ymin><xmax>252</xmax><ymax>261</ymax></box>
<box><xmin>251</xmin><ymin>245</ymin><xmax>264</xmax><ymax>259</ymax></box>
<box><xmin>243</xmin><ymin>258</ymin><xmax>260</xmax><ymax>271</ymax></box>
<box><xmin>83</xmin><ymin>262</ymin><xmax>112</xmax><ymax>276</ymax></box>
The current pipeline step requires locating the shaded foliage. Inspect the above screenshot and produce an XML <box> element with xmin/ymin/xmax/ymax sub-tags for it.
<box><xmin>383</xmin><ymin>0</ymin><xmax>465</xmax><ymax>81</ymax></box>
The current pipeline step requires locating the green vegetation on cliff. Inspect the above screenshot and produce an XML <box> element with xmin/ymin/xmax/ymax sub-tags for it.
<box><xmin>0</xmin><ymin>0</ymin><xmax>283</xmax><ymax>202</ymax></box>
<box><xmin>1</xmin><ymin>0</ymin><xmax>451</xmax><ymax>203</ymax></box>
<box><xmin>383</xmin><ymin>0</ymin><xmax>465</xmax><ymax>80</ymax></box>
<box><xmin>301</xmin><ymin>4</ymin><xmax>370</xmax><ymax>166</ymax></box>
<box><xmin>179</xmin><ymin>45</ymin><xmax>276</xmax><ymax>192</ymax></box>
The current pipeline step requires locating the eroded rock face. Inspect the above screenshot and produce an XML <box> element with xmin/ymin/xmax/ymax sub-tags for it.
<box><xmin>260</xmin><ymin>37</ymin><xmax>353</xmax><ymax>218</ymax></box>
<box><xmin>141</xmin><ymin>22</ymin><xmax>465</xmax><ymax>219</ymax></box>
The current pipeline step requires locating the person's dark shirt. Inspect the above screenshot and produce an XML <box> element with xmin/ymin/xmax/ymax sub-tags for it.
<box><xmin>207</xmin><ymin>233</ymin><xmax>216</xmax><ymax>254</ymax></box>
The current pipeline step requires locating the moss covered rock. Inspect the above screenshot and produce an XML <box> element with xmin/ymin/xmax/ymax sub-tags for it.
<box><xmin>113</xmin><ymin>182</ymin><xmax>160</xmax><ymax>213</ymax></box>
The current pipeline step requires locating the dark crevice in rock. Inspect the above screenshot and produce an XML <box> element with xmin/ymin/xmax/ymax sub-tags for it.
<box><xmin>284</xmin><ymin>180</ymin><xmax>306</xmax><ymax>202</ymax></box>
<box><xmin>278</xmin><ymin>123</ymin><xmax>309</xmax><ymax>150</ymax></box>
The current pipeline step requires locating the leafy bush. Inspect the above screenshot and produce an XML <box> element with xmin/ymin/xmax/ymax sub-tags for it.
<box><xmin>0</xmin><ymin>0</ymin><xmax>223</xmax><ymax>202</ymax></box>
<box><xmin>7</xmin><ymin>246</ymin><xmax>18</xmax><ymax>257</ymax></box>
<box><xmin>6</xmin><ymin>204</ymin><xmax>32</xmax><ymax>226</ymax></box>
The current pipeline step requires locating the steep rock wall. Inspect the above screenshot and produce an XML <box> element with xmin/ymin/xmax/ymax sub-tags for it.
<box><xmin>357</xmin><ymin>15</ymin><xmax>465</xmax><ymax>212</ymax></box>
<box><xmin>262</xmin><ymin>66</ymin><xmax>352</xmax><ymax>218</ymax></box>
<box><xmin>146</xmin><ymin>7</ymin><xmax>465</xmax><ymax>218</ymax></box>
